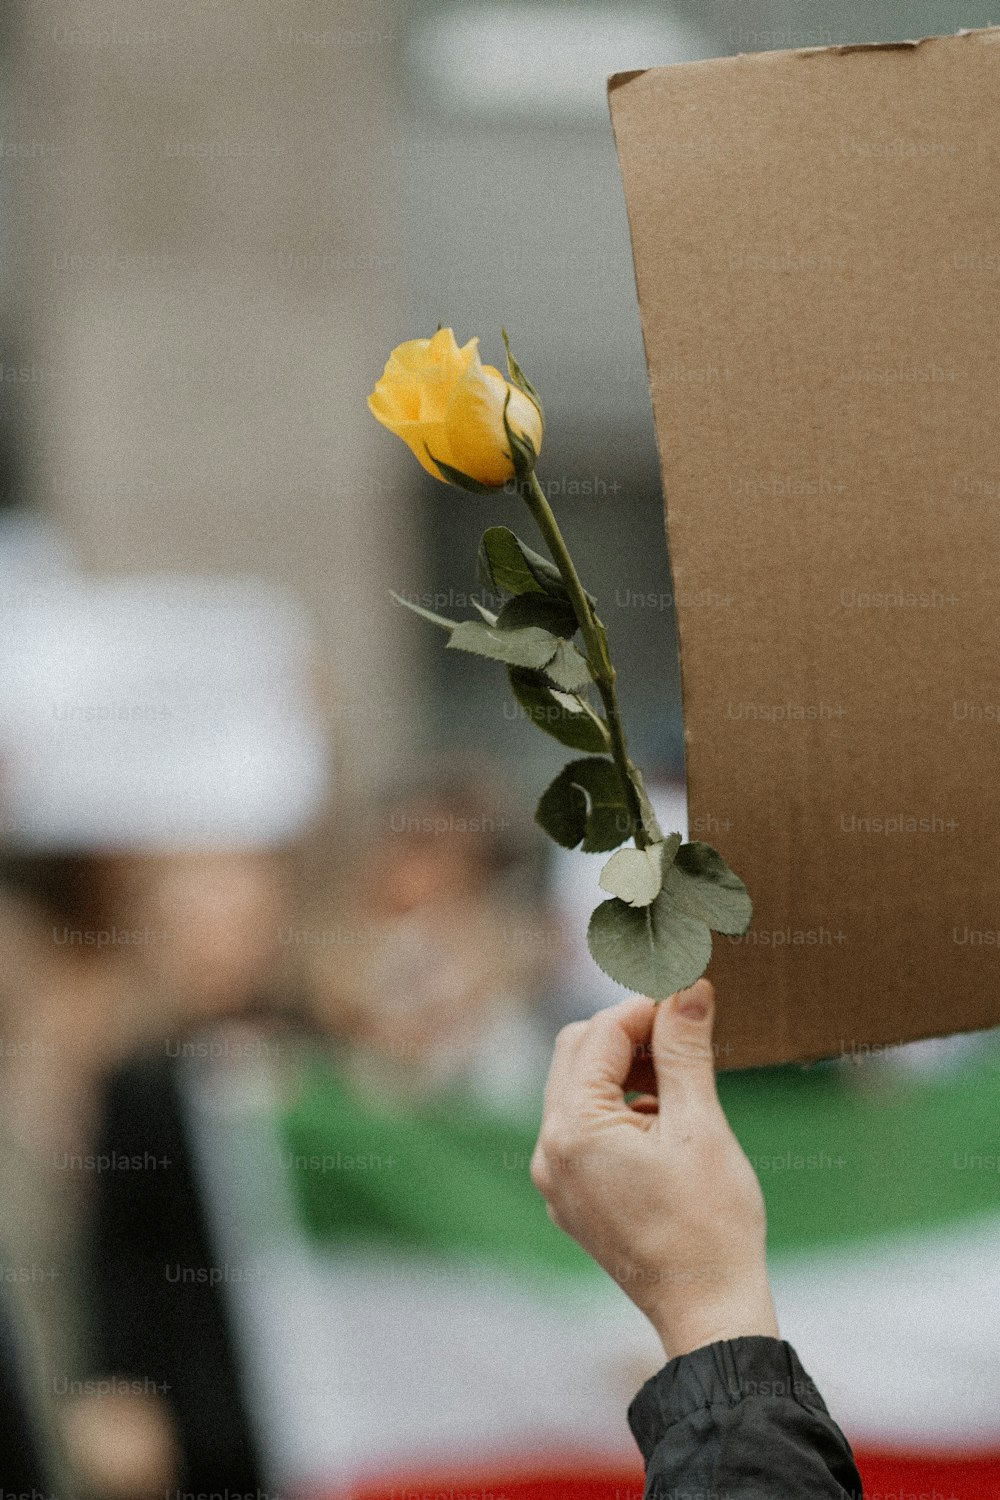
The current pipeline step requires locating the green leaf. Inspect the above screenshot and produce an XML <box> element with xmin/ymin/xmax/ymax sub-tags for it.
<box><xmin>599</xmin><ymin>842</ymin><xmax>663</xmax><ymax>908</ymax></box>
<box><xmin>497</xmin><ymin>592</ymin><xmax>578</xmax><ymax>638</ymax></box>
<box><xmin>426</xmin><ymin>450</ymin><xmax>498</xmax><ymax>494</ymax></box>
<box><xmin>661</xmin><ymin>830</ymin><xmax>683</xmax><ymax>868</ymax></box>
<box><xmin>585</xmin><ymin>837</ymin><xmax>752</xmax><ymax>997</ymax></box>
<box><xmin>447</xmin><ymin>619</ymin><xmax>560</xmax><ymax>671</ymax></box>
<box><xmin>501</xmin><ymin>328</ymin><xmax>544</xmax><ymax>417</ymax></box>
<box><xmin>535</xmin><ymin>757</ymin><xmax>634</xmax><ymax>853</ymax></box>
<box><xmin>543</xmin><ymin>640</ymin><xmax>593</xmax><ymax>693</ymax></box>
<box><xmin>502</xmin><ymin>392</ymin><xmax>539</xmax><ymax>481</ymax></box>
<box><xmin>664</xmin><ymin>841</ymin><xmax>753</xmax><ymax>936</ymax></box>
<box><xmin>390</xmin><ymin>591</ymin><xmax>457</xmax><ymax>631</ymax></box>
<box><xmin>508</xmin><ymin>669</ymin><xmax>609</xmax><ymax>753</ymax></box>
<box><xmin>596</xmin><ymin>832</ymin><xmax>683</xmax><ymax>908</ymax></box>
<box><xmin>587</xmin><ymin>896</ymin><xmax>712</xmax><ymax>998</ymax></box>
<box><xmin>477</xmin><ymin>526</ymin><xmax>568</xmax><ymax>601</ymax></box>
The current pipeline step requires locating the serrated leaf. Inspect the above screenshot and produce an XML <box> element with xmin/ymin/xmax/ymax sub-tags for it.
<box><xmin>502</xmin><ymin>328</ymin><xmax>544</xmax><ymax>415</ymax></box>
<box><xmin>586</xmin><ymin>837</ymin><xmax>751</xmax><ymax>997</ymax></box>
<box><xmin>664</xmin><ymin>841</ymin><xmax>752</xmax><ymax>936</ymax></box>
<box><xmin>496</xmin><ymin>592</ymin><xmax>578</xmax><ymax>637</ymax></box>
<box><xmin>660</xmin><ymin>830</ymin><xmax>683</xmax><ymax>868</ymax></box>
<box><xmin>598</xmin><ymin>843</ymin><xmax>666</xmax><ymax>908</ymax></box>
<box><xmin>447</xmin><ymin>619</ymin><xmax>559</xmax><ymax>670</ymax></box>
<box><xmin>477</xmin><ymin>526</ymin><xmax>568</xmax><ymax>601</ymax></box>
<box><xmin>390</xmin><ymin>591</ymin><xmax>457</xmax><ymax>631</ymax></box>
<box><xmin>543</xmin><ymin>640</ymin><xmax>593</xmax><ymax>692</ymax></box>
<box><xmin>587</xmin><ymin>895</ymin><xmax>712</xmax><ymax>998</ymax></box>
<box><xmin>536</xmin><ymin>757</ymin><xmax>634</xmax><ymax>853</ymax></box>
<box><xmin>508</xmin><ymin>669</ymin><xmax>609</xmax><ymax>753</ymax></box>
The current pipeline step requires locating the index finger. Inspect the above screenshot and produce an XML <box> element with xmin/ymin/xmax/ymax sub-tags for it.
<box><xmin>545</xmin><ymin>995</ymin><xmax>658</xmax><ymax>1114</ymax></box>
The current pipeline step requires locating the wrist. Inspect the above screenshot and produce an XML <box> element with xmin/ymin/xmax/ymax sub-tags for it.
<box><xmin>650</xmin><ymin>1270</ymin><xmax>779</xmax><ymax>1361</ymax></box>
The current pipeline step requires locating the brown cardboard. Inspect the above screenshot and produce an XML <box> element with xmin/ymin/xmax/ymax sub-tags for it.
<box><xmin>609</xmin><ymin>28</ymin><xmax>1000</xmax><ymax>1069</ymax></box>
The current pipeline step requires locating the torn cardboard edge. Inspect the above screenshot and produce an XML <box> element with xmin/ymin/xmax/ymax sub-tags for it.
<box><xmin>607</xmin><ymin>24</ymin><xmax>1000</xmax><ymax>94</ymax></box>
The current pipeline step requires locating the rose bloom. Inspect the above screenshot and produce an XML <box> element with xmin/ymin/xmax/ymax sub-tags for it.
<box><xmin>368</xmin><ymin>327</ymin><xmax>543</xmax><ymax>489</ymax></box>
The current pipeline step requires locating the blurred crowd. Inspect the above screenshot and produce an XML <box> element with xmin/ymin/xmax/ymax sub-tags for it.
<box><xmin>0</xmin><ymin>513</ymin><xmax>622</xmax><ymax>1498</ymax></box>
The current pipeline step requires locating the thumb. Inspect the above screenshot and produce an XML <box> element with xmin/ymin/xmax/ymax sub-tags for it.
<box><xmin>650</xmin><ymin>977</ymin><xmax>721</xmax><ymax>1112</ymax></box>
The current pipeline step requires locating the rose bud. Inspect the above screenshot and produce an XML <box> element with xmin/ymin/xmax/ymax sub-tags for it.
<box><xmin>368</xmin><ymin>327</ymin><xmax>543</xmax><ymax>491</ymax></box>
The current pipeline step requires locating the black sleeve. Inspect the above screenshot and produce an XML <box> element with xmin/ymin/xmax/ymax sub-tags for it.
<box><xmin>628</xmin><ymin>1335</ymin><xmax>863</xmax><ymax>1500</ymax></box>
<box><xmin>83</xmin><ymin>1053</ymin><xmax>264</xmax><ymax>1493</ymax></box>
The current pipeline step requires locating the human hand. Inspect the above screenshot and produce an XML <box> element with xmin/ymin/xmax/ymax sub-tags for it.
<box><xmin>530</xmin><ymin>979</ymin><xmax>778</xmax><ymax>1360</ymax></box>
<box><xmin>61</xmin><ymin>1390</ymin><xmax>180</xmax><ymax>1500</ymax></box>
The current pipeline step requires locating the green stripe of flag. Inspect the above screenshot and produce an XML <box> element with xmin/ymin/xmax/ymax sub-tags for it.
<box><xmin>279</xmin><ymin>1039</ymin><xmax>1000</xmax><ymax>1274</ymax></box>
<box><xmin>719</xmin><ymin>1047</ymin><xmax>1000</xmax><ymax>1254</ymax></box>
<box><xmin>279</xmin><ymin>1050</ymin><xmax>600</xmax><ymax>1282</ymax></box>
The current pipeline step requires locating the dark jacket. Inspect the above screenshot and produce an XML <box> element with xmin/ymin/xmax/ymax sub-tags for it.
<box><xmin>84</xmin><ymin>1048</ymin><xmax>264</xmax><ymax>1493</ymax></box>
<box><xmin>629</xmin><ymin>1335</ymin><xmax>863</xmax><ymax>1499</ymax></box>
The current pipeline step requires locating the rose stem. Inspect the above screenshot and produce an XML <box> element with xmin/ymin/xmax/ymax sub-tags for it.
<box><xmin>520</xmin><ymin>469</ymin><xmax>660</xmax><ymax>851</ymax></box>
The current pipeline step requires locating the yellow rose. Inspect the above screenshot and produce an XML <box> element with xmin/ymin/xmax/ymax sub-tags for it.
<box><xmin>367</xmin><ymin>327</ymin><xmax>543</xmax><ymax>489</ymax></box>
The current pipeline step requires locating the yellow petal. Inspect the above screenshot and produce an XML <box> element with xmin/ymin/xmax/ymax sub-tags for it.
<box><xmin>382</xmin><ymin>415</ymin><xmax>451</xmax><ymax>482</ymax></box>
<box><xmin>367</xmin><ymin>383</ymin><xmax>411</xmax><ymax>431</ymax></box>
<box><xmin>368</xmin><ymin>354</ymin><xmax>422</xmax><ymax>425</ymax></box>
<box><xmin>445</xmin><ymin>363</ymin><xmax>517</xmax><ymax>488</ymax></box>
<box><xmin>385</xmin><ymin>335</ymin><xmax>435</xmax><ymax>373</ymax></box>
<box><xmin>506</xmin><ymin>383</ymin><xmax>544</xmax><ymax>456</ymax></box>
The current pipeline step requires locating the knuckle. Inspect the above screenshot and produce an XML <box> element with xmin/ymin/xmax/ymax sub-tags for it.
<box><xmin>654</xmin><ymin>1035</ymin><xmax>715</xmax><ymax>1068</ymax></box>
<box><xmin>537</xmin><ymin>1121</ymin><xmax>577</xmax><ymax>1168</ymax></box>
<box><xmin>529</xmin><ymin>1147</ymin><xmax>551</xmax><ymax>1196</ymax></box>
<box><xmin>554</xmin><ymin>1020</ymin><xmax>587</xmax><ymax>1052</ymax></box>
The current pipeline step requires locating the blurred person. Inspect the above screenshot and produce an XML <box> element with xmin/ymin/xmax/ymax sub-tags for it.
<box><xmin>0</xmin><ymin>855</ymin><xmax>151</xmax><ymax>1379</ymax></box>
<box><xmin>79</xmin><ymin>846</ymin><xmax>299</xmax><ymax>1500</ymax></box>
<box><xmin>78</xmin><ymin>772</ymin><xmax>550</xmax><ymax>1498</ymax></box>
<box><xmin>0</xmin><ymin>519</ymin><xmax>135</xmax><ymax>1491</ymax></box>
<box><xmin>0</xmin><ymin>570</ymin><xmax>329</xmax><ymax>1498</ymax></box>
<box><xmin>0</xmin><ymin>1277</ymin><xmax>67</xmax><ymax>1498</ymax></box>
<box><xmin>0</xmin><ymin>879</ymin><xmax>84</xmax><ymax>1496</ymax></box>
<box><xmin>302</xmin><ymin>769</ymin><xmax>560</xmax><ymax>1107</ymax></box>
<box><xmin>169</xmin><ymin>775</ymin><xmax>668</xmax><ymax>1499</ymax></box>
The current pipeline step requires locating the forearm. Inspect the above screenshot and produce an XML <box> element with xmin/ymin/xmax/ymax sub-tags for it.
<box><xmin>652</xmin><ymin>1267</ymin><xmax>780</xmax><ymax>1360</ymax></box>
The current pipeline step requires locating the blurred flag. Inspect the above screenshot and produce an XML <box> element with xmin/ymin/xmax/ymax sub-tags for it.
<box><xmin>183</xmin><ymin>1025</ymin><xmax>1000</xmax><ymax>1500</ymax></box>
<box><xmin>719</xmin><ymin>1043</ymin><xmax>1000</xmax><ymax>1499</ymax></box>
<box><xmin>183</xmin><ymin>1036</ymin><xmax>658</xmax><ymax>1500</ymax></box>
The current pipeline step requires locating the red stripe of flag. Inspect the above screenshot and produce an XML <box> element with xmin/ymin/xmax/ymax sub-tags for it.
<box><xmin>300</xmin><ymin>1447</ymin><xmax>1000</xmax><ymax>1500</ymax></box>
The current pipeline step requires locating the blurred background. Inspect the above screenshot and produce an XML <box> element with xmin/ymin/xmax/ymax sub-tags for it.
<box><xmin>2</xmin><ymin>0</ymin><xmax>976</xmax><ymax>796</ymax></box>
<box><xmin>1</xmin><ymin>3</ymin><xmax>1000</xmax><ymax>1499</ymax></box>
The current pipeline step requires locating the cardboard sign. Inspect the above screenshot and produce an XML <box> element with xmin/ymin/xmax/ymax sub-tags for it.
<box><xmin>609</xmin><ymin>29</ymin><xmax>1000</xmax><ymax>1068</ymax></box>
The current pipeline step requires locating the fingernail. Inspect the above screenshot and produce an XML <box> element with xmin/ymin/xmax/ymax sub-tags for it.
<box><xmin>675</xmin><ymin>981</ymin><xmax>709</xmax><ymax>1020</ymax></box>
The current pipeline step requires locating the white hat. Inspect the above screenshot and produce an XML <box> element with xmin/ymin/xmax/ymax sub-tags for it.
<box><xmin>0</xmin><ymin>571</ymin><xmax>330</xmax><ymax>851</ymax></box>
